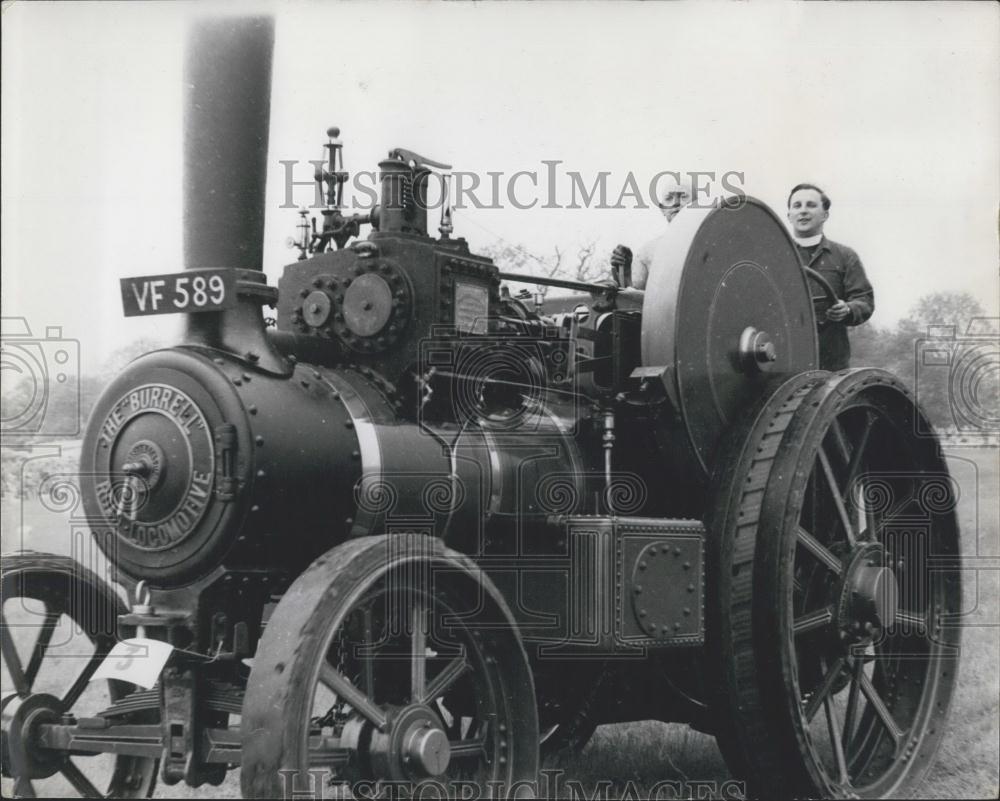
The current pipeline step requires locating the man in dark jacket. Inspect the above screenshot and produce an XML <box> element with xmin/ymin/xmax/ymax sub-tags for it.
<box><xmin>787</xmin><ymin>183</ymin><xmax>875</xmax><ymax>370</ymax></box>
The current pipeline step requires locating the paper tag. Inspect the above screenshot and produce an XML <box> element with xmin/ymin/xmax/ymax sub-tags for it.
<box><xmin>92</xmin><ymin>638</ymin><xmax>174</xmax><ymax>689</ymax></box>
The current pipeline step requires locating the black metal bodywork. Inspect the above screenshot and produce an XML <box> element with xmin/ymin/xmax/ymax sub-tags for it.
<box><xmin>58</xmin><ymin>131</ymin><xmax>721</xmax><ymax>785</ymax></box>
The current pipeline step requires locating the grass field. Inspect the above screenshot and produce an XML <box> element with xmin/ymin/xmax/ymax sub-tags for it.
<box><xmin>2</xmin><ymin>446</ymin><xmax>997</xmax><ymax>799</ymax></box>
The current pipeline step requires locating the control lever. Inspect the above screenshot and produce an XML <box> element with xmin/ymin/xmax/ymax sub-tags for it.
<box><xmin>387</xmin><ymin>148</ymin><xmax>452</xmax><ymax>172</ymax></box>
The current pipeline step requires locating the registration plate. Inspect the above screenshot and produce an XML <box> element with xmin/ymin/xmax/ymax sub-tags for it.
<box><xmin>120</xmin><ymin>269</ymin><xmax>236</xmax><ymax>317</ymax></box>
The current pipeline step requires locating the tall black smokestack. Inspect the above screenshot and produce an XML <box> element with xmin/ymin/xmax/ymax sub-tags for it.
<box><xmin>181</xmin><ymin>17</ymin><xmax>287</xmax><ymax>375</ymax></box>
<box><xmin>183</xmin><ymin>17</ymin><xmax>274</xmax><ymax>271</ymax></box>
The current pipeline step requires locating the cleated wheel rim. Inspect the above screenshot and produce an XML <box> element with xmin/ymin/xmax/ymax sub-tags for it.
<box><xmin>1</xmin><ymin>552</ymin><xmax>158</xmax><ymax>798</ymax></box>
<box><xmin>241</xmin><ymin>535</ymin><xmax>538</xmax><ymax>799</ymax></box>
<box><xmin>711</xmin><ymin>370</ymin><xmax>961</xmax><ymax>798</ymax></box>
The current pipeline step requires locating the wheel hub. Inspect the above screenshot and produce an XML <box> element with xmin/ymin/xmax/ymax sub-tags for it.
<box><xmin>403</xmin><ymin>722</ymin><xmax>450</xmax><ymax>776</ymax></box>
<box><xmin>738</xmin><ymin>326</ymin><xmax>779</xmax><ymax>373</ymax></box>
<box><xmin>836</xmin><ymin>543</ymin><xmax>899</xmax><ymax>643</ymax></box>
<box><xmin>2</xmin><ymin>694</ymin><xmax>64</xmax><ymax>780</ymax></box>
<box><xmin>366</xmin><ymin>704</ymin><xmax>451</xmax><ymax>780</ymax></box>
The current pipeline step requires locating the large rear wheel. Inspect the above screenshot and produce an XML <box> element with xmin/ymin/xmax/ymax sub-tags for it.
<box><xmin>711</xmin><ymin>370</ymin><xmax>961</xmax><ymax>798</ymax></box>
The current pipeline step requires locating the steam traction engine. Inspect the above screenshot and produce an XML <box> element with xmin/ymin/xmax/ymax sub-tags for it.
<box><xmin>2</xmin><ymin>18</ymin><xmax>960</xmax><ymax>800</ymax></box>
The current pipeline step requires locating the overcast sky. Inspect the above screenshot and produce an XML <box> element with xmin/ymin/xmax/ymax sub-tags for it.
<box><xmin>3</xmin><ymin>1</ymin><xmax>998</xmax><ymax>371</ymax></box>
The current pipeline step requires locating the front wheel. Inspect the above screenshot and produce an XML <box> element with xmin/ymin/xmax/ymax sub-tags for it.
<box><xmin>240</xmin><ymin>534</ymin><xmax>539</xmax><ymax>798</ymax></box>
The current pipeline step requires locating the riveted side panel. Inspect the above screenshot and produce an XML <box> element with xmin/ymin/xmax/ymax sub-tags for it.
<box><xmin>617</xmin><ymin>518</ymin><xmax>705</xmax><ymax>646</ymax></box>
<box><xmin>513</xmin><ymin>516</ymin><xmax>705</xmax><ymax>654</ymax></box>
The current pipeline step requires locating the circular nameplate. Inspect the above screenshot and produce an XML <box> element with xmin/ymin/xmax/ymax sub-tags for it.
<box><xmin>95</xmin><ymin>383</ymin><xmax>215</xmax><ymax>551</ymax></box>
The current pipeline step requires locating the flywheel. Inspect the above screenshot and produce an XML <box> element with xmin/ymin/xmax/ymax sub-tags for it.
<box><xmin>641</xmin><ymin>197</ymin><xmax>819</xmax><ymax>476</ymax></box>
<box><xmin>707</xmin><ymin>369</ymin><xmax>961</xmax><ymax>798</ymax></box>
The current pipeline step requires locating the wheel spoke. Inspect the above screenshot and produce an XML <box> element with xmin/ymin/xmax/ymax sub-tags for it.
<box><xmin>823</xmin><ymin>696</ymin><xmax>850</xmax><ymax>783</ymax></box>
<box><xmin>804</xmin><ymin>656</ymin><xmax>845</xmax><ymax>722</ymax></box>
<box><xmin>449</xmin><ymin>736</ymin><xmax>489</xmax><ymax>760</ymax></box>
<box><xmin>62</xmin><ymin>651</ymin><xmax>105</xmax><ymax>709</ymax></box>
<box><xmin>797</xmin><ymin>527</ymin><xmax>843</xmax><ymax>576</ymax></box>
<box><xmin>422</xmin><ymin>654</ymin><xmax>470</xmax><ymax>704</ymax></box>
<box><xmin>845</xmin><ymin>412</ymin><xmax>875</xmax><ymax>488</ymax></box>
<box><xmin>1</xmin><ymin>612</ymin><xmax>30</xmax><ymax>696</ymax></box>
<box><xmin>411</xmin><ymin>600</ymin><xmax>427</xmax><ymax>703</ymax></box>
<box><xmin>61</xmin><ymin>758</ymin><xmax>104</xmax><ymax>798</ymax></box>
<box><xmin>841</xmin><ymin>658</ymin><xmax>863</xmax><ymax>754</ymax></box>
<box><xmin>828</xmin><ymin>418</ymin><xmax>852</xmax><ymax>467</ymax></box>
<box><xmin>818</xmin><ymin>447</ymin><xmax>857</xmax><ymax>547</ymax></box>
<box><xmin>449</xmin><ymin>718</ymin><xmax>490</xmax><ymax>761</ymax></box>
<box><xmin>882</xmin><ymin>478</ymin><xmax>922</xmax><ymax>525</ymax></box>
<box><xmin>858</xmin><ymin>670</ymin><xmax>904</xmax><ymax>744</ymax></box>
<box><xmin>794</xmin><ymin>606</ymin><xmax>834</xmax><ymax>637</ymax></box>
<box><xmin>25</xmin><ymin>611</ymin><xmax>61</xmax><ymax>687</ymax></box>
<box><xmin>319</xmin><ymin>662</ymin><xmax>388</xmax><ymax>731</ymax></box>
<box><xmin>360</xmin><ymin>607</ymin><xmax>375</xmax><ymax>696</ymax></box>
<box><xmin>859</xmin><ymin>478</ymin><xmax>878</xmax><ymax>541</ymax></box>
<box><xmin>893</xmin><ymin>608</ymin><xmax>928</xmax><ymax>632</ymax></box>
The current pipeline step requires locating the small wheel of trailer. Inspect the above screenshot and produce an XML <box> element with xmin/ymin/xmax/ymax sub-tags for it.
<box><xmin>709</xmin><ymin>369</ymin><xmax>961</xmax><ymax>798</ymax></box>
<box><xmin>240</xmin><ymin>534</ymin><xmax>539</xmax><ymax>798</ymax></box>
<box><xmin>1</xmin><ymin>552</ymin><xmax>158</xmax><ymax>798</ymax></box>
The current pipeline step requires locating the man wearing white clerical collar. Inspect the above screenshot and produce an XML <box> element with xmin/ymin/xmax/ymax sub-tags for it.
<box><xmin>787</xmin><ymin>183</ymin><xmax>875</xmax><ymax>371</ymax></box>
